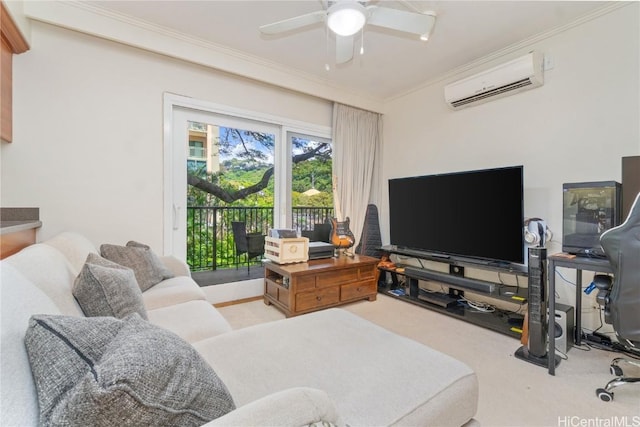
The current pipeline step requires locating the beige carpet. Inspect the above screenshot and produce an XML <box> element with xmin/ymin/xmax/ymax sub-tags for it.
<box><xmin>217</xmin><ymin>294</ymin><xmax>640</xmax><ymax>426</ymax></box>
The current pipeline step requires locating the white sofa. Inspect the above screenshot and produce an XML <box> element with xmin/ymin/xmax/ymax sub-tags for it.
<box><xmin>1</xmin><ymin>231</ymin><xmax>479</xmax><ymax>426</ymax></box>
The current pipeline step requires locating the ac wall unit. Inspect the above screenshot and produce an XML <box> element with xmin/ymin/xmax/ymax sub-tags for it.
<box><xmin>444</xmin><ymin>52</ymin><xmax>544</xmax><ymax>110</ymax></box>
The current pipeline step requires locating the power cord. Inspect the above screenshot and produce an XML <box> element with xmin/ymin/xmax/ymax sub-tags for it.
<box><xmin>554</xmin><ymin>268</ymin><xmax>576</xmax><ymax>286</ymax></box>
<box><xmin>570</xmin><ymin>343</ymin><xmax>592</xmax><ymax>352</ymax></box>
<box><xmin>458</xmin><ymin>296</ymin><xmax>495</xmax><ymax>313</ymax></box>
<box><xmin>554</xmin><ymin>347</ymin><xmax>569</xmax><ymax>361</ymax></box>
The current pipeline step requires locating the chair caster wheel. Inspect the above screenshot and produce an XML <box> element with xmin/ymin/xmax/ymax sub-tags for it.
<box><xmin>610</xmin><ymin>365</ymin><xmax>623</xmax><ymax>376</ymax></box>
<box><xmin>596</xmin><ymin>388</ymin><xmax>613</xmax><ymax>402</ymax></box>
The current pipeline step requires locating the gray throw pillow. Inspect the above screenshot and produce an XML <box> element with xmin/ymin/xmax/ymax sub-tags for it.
<box><xmin>126</xmin><ymin>240</ymin><xmax>175</xmax><ymax>280</ymax></box>
<box><xmin>100</xmin><ymin>242</ymin><xmax>172</xmax><ymax>291</ymax></box>
<box><xmin>25</xmin><ymin>314</ymin><xmax>236</xmax><ymax>427</ymax></box>
<box><xmin>72</xmin><ymin>253</ymin><xmax>148</xmax><ymax>320</ymax></box>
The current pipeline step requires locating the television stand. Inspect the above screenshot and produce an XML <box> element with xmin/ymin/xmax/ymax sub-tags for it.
<box><xmin>379</xmin><ymin>246</ymin><xmax>528</xmax><ymax>339</ymax></box>
<box><xmin>405</xmin><ymin>266</ymin><xmax>496</xmax><ymax>292</ymax></box>
<box><xmin>488</xmin><ymin>261</ymin><xmax>513</xmax><ymax>268</ymax></box>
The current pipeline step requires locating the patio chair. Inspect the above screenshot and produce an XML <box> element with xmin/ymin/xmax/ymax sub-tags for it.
<box><xmin>231</xmin><ymin>221</ymin><xmax>266</xmax><ymax>274</ymax></box>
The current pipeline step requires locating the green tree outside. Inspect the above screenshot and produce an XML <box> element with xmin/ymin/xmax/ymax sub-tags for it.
<box><xmin>186</xmin><ymin>127</ymin><xmax>332</xmax><ymax>270</ymax></box>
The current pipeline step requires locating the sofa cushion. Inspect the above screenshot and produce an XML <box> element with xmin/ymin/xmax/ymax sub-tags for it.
<box><xmin>159</xmin><ymin>254</ymin><xmax>192</xmax><ymax>277</ymax></box>
<box><xmin>100</xmin><ymin>242</ymin><xmax>171</xmax><ymax>291</ymax></box>
<box><xmin>2</xmin><ymin>244</ymin><xmax>84</xmax><ymax>316</ymax></box>
<box><xmin>43</xmin><ymin>231</ymin><xmax>100</xmax><ymax>275</ymax></box>
<box><xmin>25</xmin><ymin>313</ymin><xmax>236</xmax><ymax>427</ymax></box>
<box><xmin>126</xmin><ymin>241</ymin><xmax>175</xmax><ymax>280</ymax></box>
<box><xmin>194</xmin><ymin>308</ymin><xmax>477</xmax><ymax>427</ymax></box>
<box><xmin>73</xmin><ymin>253</ymin><xmax>148</xmax><ymax>320</ymax></box>
<box><xmin>147</xmin><ymin>300</ymin><xmax>232</xmax><ymax>343</ymax></box>
<box><xmin>142</xmin><ymin>276</ymin><xmax>207</xmax><ymax>310</ymax></box>
<box><xmin>0</xmin><ymin>263</ymin><xmax>61</xmax><ymax>427</ymax></box>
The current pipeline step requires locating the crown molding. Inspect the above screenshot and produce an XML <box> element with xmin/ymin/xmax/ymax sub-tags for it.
<box><xmin>1</xmin><ymin>1</ymin><xmax>29</xmax><ymax>53</ymax></box>
<box><xmin>23</xmin><ymin>0</ymin><xmax>386</xmax><ymax>113</ymax></box>
<box><xmin>23</xmin><ymin>0</ymin><xmax>626</xmax><ymax>112</ymax></box>
<box><xmin>387</xmin><ymin>2</ymin><xmax>632</xmax><ymax>103</ymax></box>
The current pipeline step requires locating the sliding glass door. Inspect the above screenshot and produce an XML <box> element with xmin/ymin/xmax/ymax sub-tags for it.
<box><xmin>164</xmin><ymin>94</ymin><xmax>332</xmax><ymax>276</ymax></box>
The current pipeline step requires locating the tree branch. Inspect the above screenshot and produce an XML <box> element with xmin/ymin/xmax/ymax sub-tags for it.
<box><xmin>187</xmin><ymin>141</ymin><xmax>330</xmax><ymax>202</ymax></box>
<box><xmin>188</xmin><ymin>167</ymin><xmax>274</xmax><ymax>203</ymax></box>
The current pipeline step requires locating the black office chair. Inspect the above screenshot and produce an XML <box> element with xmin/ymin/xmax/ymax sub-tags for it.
<box><xmin>231</xmin><ymin>221</ymin><xmax>265</xmax><ymax>274</ymax></box>
<box><xmin>593</xmin><ymin>192</ymin><xmax>640</xmax><ymax>402</ymax></box>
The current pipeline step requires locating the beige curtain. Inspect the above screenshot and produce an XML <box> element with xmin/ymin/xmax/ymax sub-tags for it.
<box><xmin>332</xmin><ymin>103</ymin><xmax>383</xmax><ymax>249</ymax></box>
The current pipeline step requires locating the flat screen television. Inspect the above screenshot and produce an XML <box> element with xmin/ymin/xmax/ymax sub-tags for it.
<box><xmin>389</xmin><ymin>165</ymin><xmax>524</xmax><ymax>266</ymax></box>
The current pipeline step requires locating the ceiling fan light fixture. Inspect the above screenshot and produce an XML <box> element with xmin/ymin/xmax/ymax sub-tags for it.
<box><xmin>327</xmin><ymin>3</ymin><xmax>366</xmax><ymax>37</ymax></box>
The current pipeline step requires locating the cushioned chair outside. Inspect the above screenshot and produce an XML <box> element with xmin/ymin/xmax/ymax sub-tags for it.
<box><xmin>311</xmin><ymin>223</ymin><xmax>331</xmax><ymax>243</ymax></box>
<box><xmin>301</xmin><ymin>223</ymin><xmax>331</xmax><ymax>243</ymax></box>
<box><xmin>231</xmin><ymin>222</ymin><xmax>265</xmax><ymax>274</ymax></box>
<box><xmin>593</xmin><ymin>192</ymin><xmax>640</xmax><ymax>402</ymax></box>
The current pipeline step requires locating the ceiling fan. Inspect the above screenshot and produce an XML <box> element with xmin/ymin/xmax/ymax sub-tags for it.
<box><xmin>259</xmin><ymin>0</ymin><xmax>436</xmax><ymax>65</ymax></box>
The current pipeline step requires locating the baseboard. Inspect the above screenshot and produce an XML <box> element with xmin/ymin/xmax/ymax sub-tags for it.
<box><xmin>213</xmin><ymin>295</ymin><xmax>263</xmax><ymax>308</ymax></box>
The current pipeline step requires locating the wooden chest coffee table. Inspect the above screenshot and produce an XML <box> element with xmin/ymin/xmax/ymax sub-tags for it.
<box><xmin>264</xmin><ymin>254</ymin><xmax>379</xmax><ymax>317</ymax></box>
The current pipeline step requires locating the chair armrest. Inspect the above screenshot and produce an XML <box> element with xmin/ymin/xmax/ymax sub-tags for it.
<box><xmin>594</xmin><ymin>275</ymin><xmax>613</xmax><ymax>323</ymax></box>
<box><xmin>593</xmin><ymin>274</ymin><xmax>612</xmax><ymax>290</ymax></box>
<box><xmin>159</xmin><ymin>255</ymin><xmax>191</xmax><ymax>277</ymax></box>
<box><xmin>201</xmin><ymin>387</ymin><xmax>341</xmax><ymax>427</ymax></box>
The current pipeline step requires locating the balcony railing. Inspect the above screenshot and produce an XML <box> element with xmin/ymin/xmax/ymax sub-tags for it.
<box><xmin>187</xmin><ymin>206</ymin><xmax>333</xmax><ymax>271</ymax></box>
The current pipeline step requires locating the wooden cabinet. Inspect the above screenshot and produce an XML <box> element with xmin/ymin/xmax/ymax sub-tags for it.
<box><xmin>1</xmin><ymin>2</ymin><xmax>29</xmax><ymax>142</ymax></box>
<box><xmin>0</xmin><ymin>208</ymin><xmax>41</xmax><ymax>259</ymax></box>
<box><xmin>0</xmin><ymin>227</ymin><xmax>37</xmax><ymax>259</ymax></box>
<box><xmin>264</xmin><ymin>255</ymin><xmax>379</xmax><ymax>317</ymax></box>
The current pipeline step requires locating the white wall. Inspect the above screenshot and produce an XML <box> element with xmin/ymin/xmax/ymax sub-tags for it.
<box><xmin>1</xmin><ymin>22</ymin><xmax>332</xmax><ymax>251</ymax></box>
<box><xmin>381</xmin><ymin>4</ymin><xmax>639</xmax><ymax>331</ymax></box>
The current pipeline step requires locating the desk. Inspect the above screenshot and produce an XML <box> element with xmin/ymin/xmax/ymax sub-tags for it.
<box><xmin>547</xmin><ymin>254</ymin><xmax>613</xmax><ymax>375</ymax></box>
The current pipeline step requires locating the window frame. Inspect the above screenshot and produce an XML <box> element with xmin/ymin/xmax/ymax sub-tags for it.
<box><xmin>163</xmin><ymin>93</ymin><xmax>331</xmax><ymax>256</ymax></box>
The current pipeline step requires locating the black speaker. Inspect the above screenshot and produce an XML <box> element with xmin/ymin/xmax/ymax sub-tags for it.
<box><xmin>622</xmin><ymin>156</ymin><xmax>640</xmax><ymax>219</ymax></box>
<box><xmin>552</xmin><ymin>303</ymin><xmax>575</xmax><ymax>354</ymax></box>
<box><xmin>515</xmin><ymin>247</ymin><xmax>561</xmax><ymax>368</ymax></box>
<box><xmin>527</xmin><ymin>247</ymin><xmax>547</xmax><ymax>358</ymax></box>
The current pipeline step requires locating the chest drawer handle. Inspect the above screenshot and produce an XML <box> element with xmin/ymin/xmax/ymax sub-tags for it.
<box><xmin>316</xmin><ymin>296</ymin><xmax>322</xmax><ymax>301</ymax></box>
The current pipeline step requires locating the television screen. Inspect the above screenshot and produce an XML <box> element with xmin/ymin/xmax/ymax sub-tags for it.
<box><xmin>389</xmin><ymin>165</ymin><xmax>524</xmax><ymax>265</ymax></box>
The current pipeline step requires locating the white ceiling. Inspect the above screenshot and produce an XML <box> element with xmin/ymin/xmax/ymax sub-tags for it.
<box><xmin>79</xmin><ymin>1</ymin><xmax>611</xmax><ymax>102</ymax></box>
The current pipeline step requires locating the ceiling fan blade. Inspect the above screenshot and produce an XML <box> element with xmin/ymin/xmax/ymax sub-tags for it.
<box><xmin>336</xmin><ymin>35</ymin><xmax>354</xmax><ymax>64</ymax></box>
<box><xmin>259</xmin><ymin>10</ymin><xmax>326</xmax><ymax>35</ymax></box>
<box><xmin>366</xmin><ymin>6</ymin><xmax>436</xmax><ymax>36</ymax></box>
